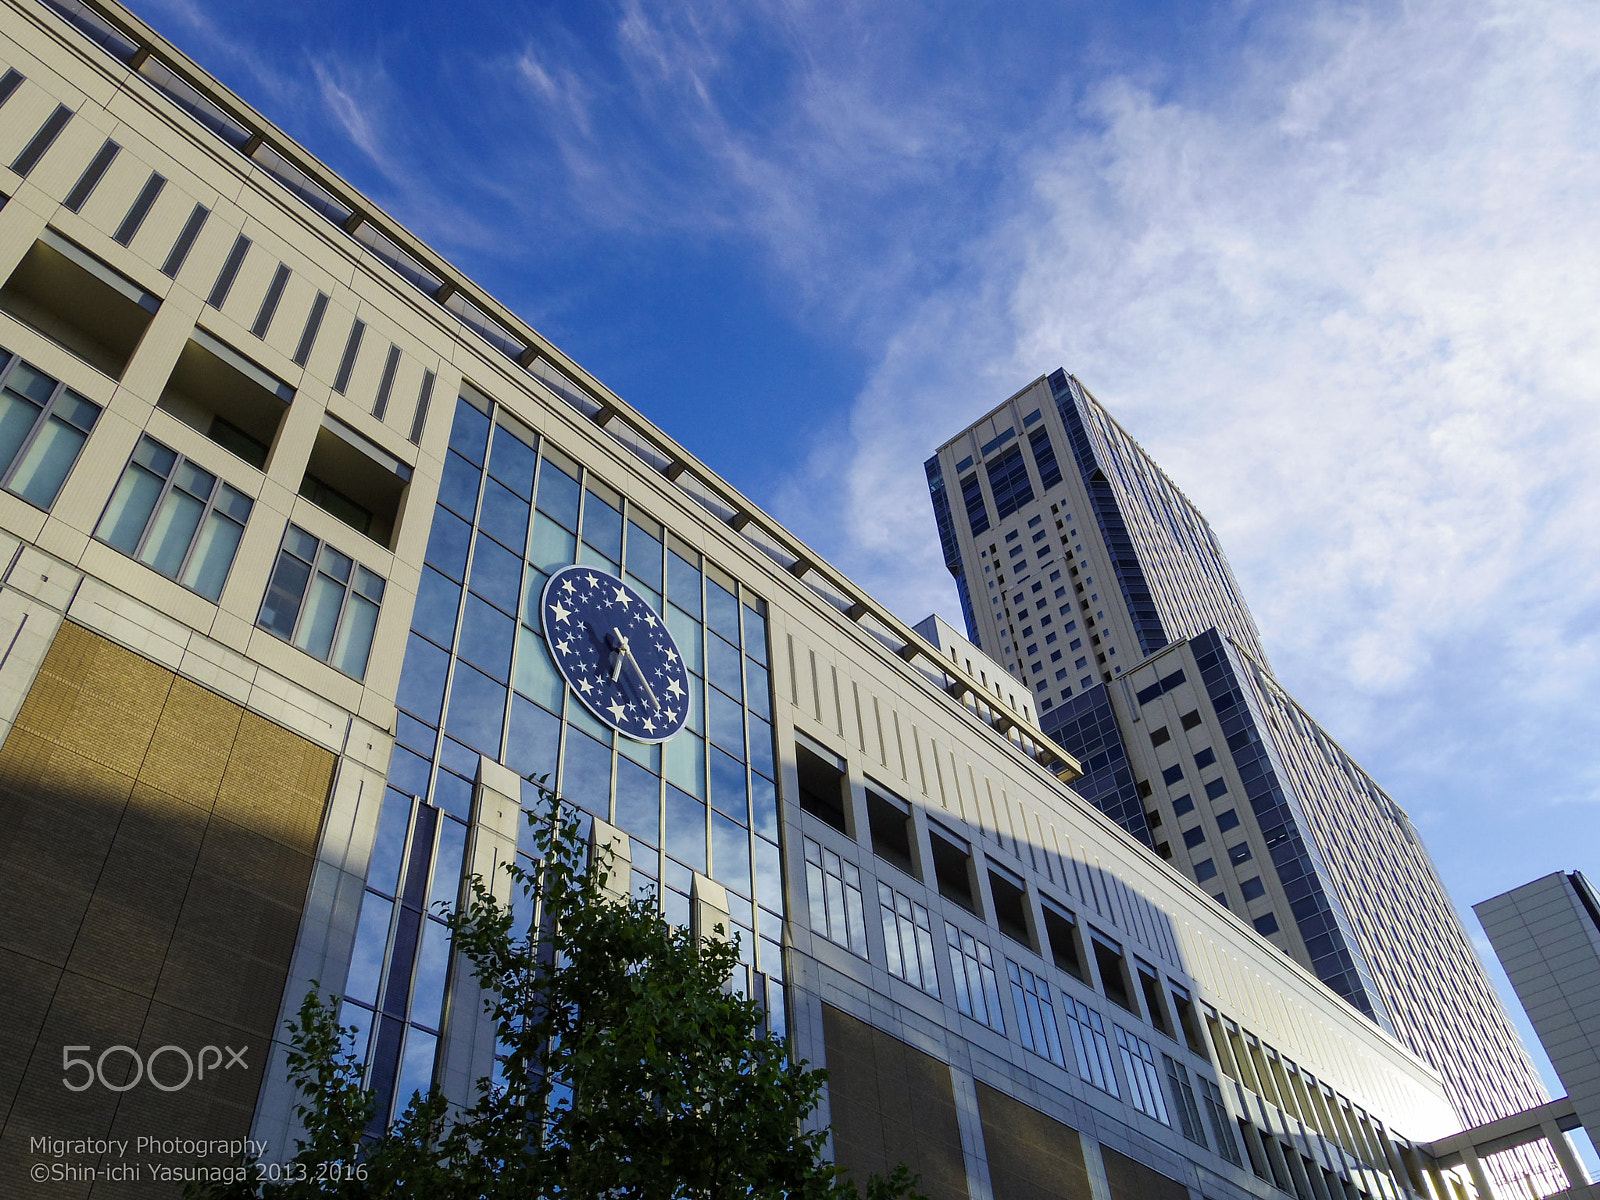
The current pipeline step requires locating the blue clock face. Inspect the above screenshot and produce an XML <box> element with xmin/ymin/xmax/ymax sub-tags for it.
<box><xmin>539</xmin><ymin>564</ymin><xmax>690</xmax><ymax>743</ymax></box>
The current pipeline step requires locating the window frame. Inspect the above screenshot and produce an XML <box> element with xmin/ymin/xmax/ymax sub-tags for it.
<box><xmin>257</xmin><ymin>522</ymin><xmax>386</xmax><ymax>679</ymax></box>
<box><xmin>0</xmin><ymin>348</ymin><xmax>102</xmax><ymax>510</ymax></box>
<box><xmin>94</xmin><ymin>434</ymin><xmax>253</xmax><ymax>601</ymax></box>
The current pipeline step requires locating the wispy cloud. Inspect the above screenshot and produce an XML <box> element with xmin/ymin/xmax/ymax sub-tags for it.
<box><xmin>792</xmin><ymin>0</ymin><xmax>1600</xmax><ymax>882</ymax></box>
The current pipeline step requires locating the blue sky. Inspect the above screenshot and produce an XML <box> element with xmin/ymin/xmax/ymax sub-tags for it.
<box><xmin>134</xmin><ymin>0</ymin><xmax>1600</xmax><ymax>1122</ymax></box>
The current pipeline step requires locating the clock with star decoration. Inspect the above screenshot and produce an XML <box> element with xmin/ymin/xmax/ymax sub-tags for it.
<box><xmin>539</xmin><ymin>563</ymin><xmax>691</xmax><ymax>744</ymax></box>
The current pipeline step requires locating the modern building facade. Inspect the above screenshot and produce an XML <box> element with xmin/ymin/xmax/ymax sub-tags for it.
<box><xmin>926</xmin><ymin>375</ymin><xmax>1552</xmax><ymax>1152</ymax></box>
<box><xmin>1477</xmin><ymin>872</ymin><xmax>1600</xmax><ymax>1155</ymax></box>
<box><xmin>0</xmin><ymin>1</ymin><xmax>1555</xmax><ymax>1197</ymax></box>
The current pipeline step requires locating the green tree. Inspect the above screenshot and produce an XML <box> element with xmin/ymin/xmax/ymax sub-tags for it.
<box><xmin>192</xmin><ymin>781</ymin><xmax>920</xmax><ymax>1200</ymax></box>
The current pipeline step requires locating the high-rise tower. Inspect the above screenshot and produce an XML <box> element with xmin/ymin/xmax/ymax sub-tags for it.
<box><xmin>927</xmin><ymin>370</ymin><xmax>1549</xmax><ymax>1131</ymax></box>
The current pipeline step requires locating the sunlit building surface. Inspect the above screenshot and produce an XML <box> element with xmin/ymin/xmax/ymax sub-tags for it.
<box><xmin>0</xmin><ymin>1</ymin><xmax>1565</xmax><ymax>1196</ymax></box>
<box><xmin>927</xmin><ymin>373</ymin><xmax>1559</xmax><ymax>1181</ymax></box>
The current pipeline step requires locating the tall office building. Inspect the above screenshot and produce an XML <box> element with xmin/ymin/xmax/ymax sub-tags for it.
<box><xmin>0</xmin><ymin>0</ymin><xmax>1557</xmax><ymax>1196</ymax></box>
<box><xmin>926</xmin><ymin>372</ymin><xmax>1550</xmax><ymax>1136</ymax></box>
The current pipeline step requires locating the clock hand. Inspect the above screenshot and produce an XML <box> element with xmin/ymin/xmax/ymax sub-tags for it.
<box><xmin>612</xmin><ymin>627</ymin><xmax>661</xmax><ymax>710</ymax></box>
<box><xmin>609</xmin><ymin>632</ymin><xmax>626</xmax><ymax>682</ymax></box>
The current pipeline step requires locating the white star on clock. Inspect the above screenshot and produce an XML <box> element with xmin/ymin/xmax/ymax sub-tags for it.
<box><xmin>613</xmin><ymin>586</ymin><xmax>632</xmax><ymax>608</ymax></box>
<box><xmin>549</xmin><ymin>600</ymin><xmax>572</xmax><ymax>624</ymax></box>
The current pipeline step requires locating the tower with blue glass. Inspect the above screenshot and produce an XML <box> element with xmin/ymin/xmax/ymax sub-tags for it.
<box><xmin>926</xmin><ymin>370</ymin><xmax>1551</xmax><ymax>1134</ymax></box>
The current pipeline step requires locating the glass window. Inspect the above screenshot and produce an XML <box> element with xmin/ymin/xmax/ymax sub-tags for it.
<box><xmin>512</xmin><ymin>625</ymin><xmax>565</xmax><ymax>711</ymax></box>
<box><xmin>535</xmin><ymin>457</ymin><xmax>580</xmax><ymax>530</ymax></box>
<box><xmin>664</xmin><ymin>728</ymin><xmax>706</xmax><ymax>797</ymax></box>
<box><xmin>1229</xmin><ymin>842</ymin><xmax>1253</xmax><ymax>865</ymax></box>
<box><xmin>1193</xmin><ymin>858</ymin><xmax>1217</xmax><ymax>882</ymax></box>
<box><xmin>615</xmin><ymin>757</ymin><xmax>660</xmax><ymax>844</ymax></box>
<box><xmin>1240</xmin><ymin>876</ymin><xmax>1266</xmax><ymax>901</ymax></box>
<box><xmin>750</xmin><ymin>770</ymin><xmax>778</xmax><ymax>840</ymax></box>
<box><xmin>257</xmin><ymin>524</ymin><xmax>385</xmax><ymax>678</ymax></box>
<box><xmin>505</xmin><ymin>694</ymin><xmax>560</xmax><ymax>783</ymax></box>
<box><xmin>436</xmin><ymin>450</ymin><xmax>481</xmax><ymax>520</ymax></box>
<box><xmin>1162</xmin><ymin>1054</ymin><xmax>1208</xmax><ymax>1147</ymax></box>
<box><xmin>748</xmin><ymin>714</ymin><xmax>775</xmax><ymax>783</ymax></box>
<box><xmin>0</xmin><ymin>352</ymin><xmax>101</xmax><ymax>511</ymax></box>
<box><xmin>396</xmin><ymin>633</ymin><xmax>448</xmax><ymax>722</ymax></box>
<box><xmin>468</xmin><ymin>534</ymin><xmax>522</xmax><ymax>615</ymax></box>
<box><xmin>625</xmin><ymin>520</ymin><xmax>663</xmax><ymax>590</ymax></box>
<box><xmin>444</xmin><ymin>661</ymin><xmax>505</xmax><ymax>755</ymax></box>
<box><xmin>448</xmin><ymin>396</ymin><xmax>489</xmax><ymax>464</ymax></box>
<box><xmin>944</xmin><ymin>921</ymin><xmax>1004</xmax><ymax>1033</ymax></box>
<box><xmin>665</xmin><ymin>786</ymin><xmax>707</xmax><ymax>873</ymax></box>
<box><xmin>1253</xmin><ymin>912</ymin><xmax>1279</xmax><ymax>936</ymax></box>
<box><xmin>1116</xmin><ymin>1026</ymin><xmax>1171</xmax><ymax>1125</ymax></box>
<box><xmin>707</xmin><ymin>633</ymin><xmax>743</xmax><ymax>700</ymax></box>
<box><xmin>706</xmin><ymin>578</ymin><xmax>740</xmax><ymax>643</ymax></box>
<box><xmin>878</xmin><ymin>882</ymin><xmax>939</xmax><ymax>997</ymax></box>
<box><xmin>412</xmin><ymin>567</ymin><xmax>461</xmax><ymax>650</ymax></box>
<box><xmin>744</xmin><ymin>658</ymin><xmax>771</xmax><ymax>720</ymax></box>
<box><xmin>709</xmin><ymin>745</ymin><xmax>747</xmax><ymax>820</ymax></box>
<box><xmin>457</xmin><ymin>595</ymin><xmax>514</xmax><ymax>682</ymax></box>
<box><xmin>487</xmin><ymin>422</ymin><xmax>537</xmax><ymax>492</ymax></box>
<box><xmin>1062</xmin><ymin>995</ymin><xmax>1120</xmax><ymax>1096</ymax></box>
<box><xmin>804</xmin><ymin>838</ymin><xmax>867</xmax><ymax>958</ymax></box>
<box><xmin>528</xmin><ymin>512</ymin><xmax>577</xmax><ymax>576</ymax></box>
<box><xmin>424</xmin><ymin>507</ymin><xmax>471</xmax><ymax>582</ymax></box>
<box><xmin>581</xmin><ymin>488</ymin><xmax>622</xmax><ymax>561</ymax></box>
<box><xmin>478</xmin><ymin>477</ymin><xmax>529</xmax><ymax>553</ymax></box>
<box><xmin>708</xmin><ymin>688</ymin><xmax>746</xmax><ymax>758</ymax></box>
<box><xmin>742</xmin><ymin>604</ymin><xmax>768</xmax><ymax>664</ymax></box>
<box><xmin>562</xmin><ymin>728</ymin><xmax>612</xmax><ymax>819</ymax></box>
<box><xmin>95</xmin><ymin>436</ymin><xmax>251</xmax><ymax>601</ymax></box>
<box><xmin>1008</xmin><ymin>960</ymin><xmax>1066</xmax><ymax>1067</ymax></box>
<box><xmin>668</xmin><ymin>606</ymin><xmax>703</xmax><ymax>674</ymax></box>
<box><xmin>753</xmin><ymin>834</ymin><xmax>783</xmax><ymax>914</ymax></box>
<box><xmin>667</xmin><ymin>549</ymin><xmax>701</xmax><ymax>618</ymax></box>
<box><xmin>711</xmin><ymin>810</ymin><xmax>750</xmax><ymax>892</ymax></box>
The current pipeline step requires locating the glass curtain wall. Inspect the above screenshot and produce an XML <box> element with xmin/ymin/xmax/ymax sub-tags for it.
<box><xmin>343</xmin><ymin>393</ymin><xmax>787</xmax><ymax>1122</ymax></box>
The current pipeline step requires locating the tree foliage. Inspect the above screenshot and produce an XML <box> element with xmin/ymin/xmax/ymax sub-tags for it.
<box><xmin>191</xmin><ymin>782</ymin><xmax>920</xmax><ymax>1200</ymax></box>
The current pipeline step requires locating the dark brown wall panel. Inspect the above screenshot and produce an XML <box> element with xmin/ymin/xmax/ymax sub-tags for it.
<box><xmin>0</xmin><ymin>623</ymin><xmax>336</xmax><ymax>1197</ymax></box>
<box><xmin>1101</xmin><ymin>1144</ymin><xmax>1190</xmax><ymax>1200</ymax></box>
<box><xmin>975</xmin><ymin>1081</ymin><xmax>1094</xmax><ymax>1200</ymax></box>
<box><xmin>822</xmin><ymin>1003</ymin><xmax>969</xmax><ymax>1200</ymax></box>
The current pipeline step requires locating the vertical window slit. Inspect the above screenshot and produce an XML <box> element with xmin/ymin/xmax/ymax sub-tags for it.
<box><xmin>11</xmin><ymin>103</ymin><xmax>73</xmax><ymax>176</ymax></box>
<box><xmin>333</xmin><ymin>317</ymin><xmax>365</xmax><ymax>394</ymax></box>
<box><xmin>160</xmin><ymin>203</ymin><xmax>209</xmax><ymax>278</ymax></box>
<box><xmin>251</xmin><ymin>263</ymin><xmax>290</xmax><ymax>338</ymax></box>
<box><xmin>408</xmin><ymin>369</ymin><xmax>434</xmax><ymax>444</ymax></box>
<box><xmin>372</xmin><ymin>343</ymin><xmax>401</xmax><ymax>418</ymax></box>
<box><xmin>112</xmin><ymin>171</ymin><xmax>165</xmax><ymax>246</ymax></box>
<box><xmin>293</xmin><ymin>290</ymin><xmax>328</xmax><ymax>366</ymax></box>
<box><xmin>206</xmin><ymin>233</ymin><xmax>251</xmax><ymax>308</ymax></box>
<box><xmin>63</xmin><ymin>138</ymin><xmax>119</xmax><ymax>212</ymax></box>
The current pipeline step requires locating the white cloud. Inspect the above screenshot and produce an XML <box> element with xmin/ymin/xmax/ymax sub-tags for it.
<box><xmin>783</xmin><ymin>0</ymin><xmax>1600</xmax><ymax>863</ymax></box>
